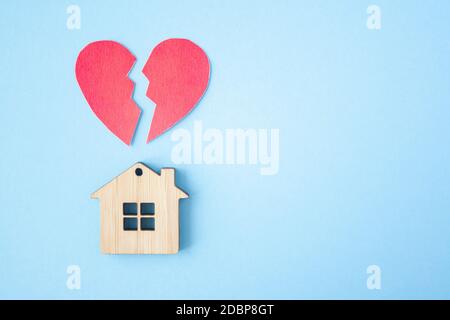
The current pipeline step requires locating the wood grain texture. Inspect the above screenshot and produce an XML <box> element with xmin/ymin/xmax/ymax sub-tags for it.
<box><xmin>91</xmin><ymin>163</ymin><xmax>188</xmax><ymax>254</ymax></box>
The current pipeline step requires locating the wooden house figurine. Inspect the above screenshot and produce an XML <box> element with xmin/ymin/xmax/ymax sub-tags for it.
<box><xmin>91</xmin><ymin>163</ymin><xmax>188</xmax><ymax>254</ymax></box>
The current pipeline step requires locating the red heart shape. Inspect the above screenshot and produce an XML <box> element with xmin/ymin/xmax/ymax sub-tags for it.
<box><xmin>75</xmin><ymin>39</ymin><xmax>210</xmax><ymax>145</ymax></box>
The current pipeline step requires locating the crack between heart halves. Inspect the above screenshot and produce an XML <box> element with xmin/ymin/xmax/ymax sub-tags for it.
<box><xmin>127</xmin><ymin>53</ymin><xmax>156</xmax><ymax>146</ymax></box>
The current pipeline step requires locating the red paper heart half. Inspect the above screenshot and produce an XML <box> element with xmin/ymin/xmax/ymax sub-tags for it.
<box><xmin>75</xmin><ymin>41</ymin><xmax>140</xmax><ymax>145</ymax></box>
<box><xmin>143</xmin><ymin>39</ymin><xmax>210</xmax><ymax>142</ymax></box>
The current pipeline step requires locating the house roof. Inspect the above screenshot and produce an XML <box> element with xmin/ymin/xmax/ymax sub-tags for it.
<box><xmin>91</xmin><ymin>162</ymin><xmax>189</xmax><ymax>199</ymax></box>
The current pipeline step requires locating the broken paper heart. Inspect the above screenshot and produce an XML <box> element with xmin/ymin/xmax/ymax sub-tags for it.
<box><xmin>75</xmin><ymin>39</ymin><xmax>210</xmax><ymax>145</ymax></box>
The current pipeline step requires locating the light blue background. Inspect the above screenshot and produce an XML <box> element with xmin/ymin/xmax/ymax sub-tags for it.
<box><xmin>1</xmin><ymin>0</ymin><xmax>449</xmax><ymax>299</ymax></box>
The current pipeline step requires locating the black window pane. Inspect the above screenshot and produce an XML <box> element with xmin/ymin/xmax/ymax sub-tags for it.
<box><xmin>123</xmin><ymin>203</ymin><xmax>137</xmax><ymax>215</ymax></box>
<box><xmin>124</xmin><ymin>218</ymin><xmax>137</xmax><ymax>230</ymax></box>
<box><xmin>141</xmin><ymin>203</ymin><xmax>155</xmax><ymax>216</ymax></box>
<box><xmin>141</xmin><ymin>218</ymin><xmax>155</xmax><ymax>231</ymax></box>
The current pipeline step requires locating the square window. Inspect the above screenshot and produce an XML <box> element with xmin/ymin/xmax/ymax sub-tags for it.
<box><xmin>141</xmin><ymin>218</ymin><xmax>155</xmax><ymax>231</ymax></box>
<box><xmin>123</xmin><ymin>203</ymin><xmax>137</xmax><ymax>215</ymax></box>
<box><xmin>124</xmin><ymin>218</ymin><xmax>137</xmax><ymax>231</ymax></box>
<box><xmin>141</xmin><ymin>203</ymin><xmax>155</xmax><ymax>216</ymax></box>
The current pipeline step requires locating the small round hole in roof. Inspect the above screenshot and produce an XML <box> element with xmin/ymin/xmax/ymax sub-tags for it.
<box><xmin>135</xmin><ymin>168</ymin><xmax>143</xmax><ymax>176</ymax></box>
